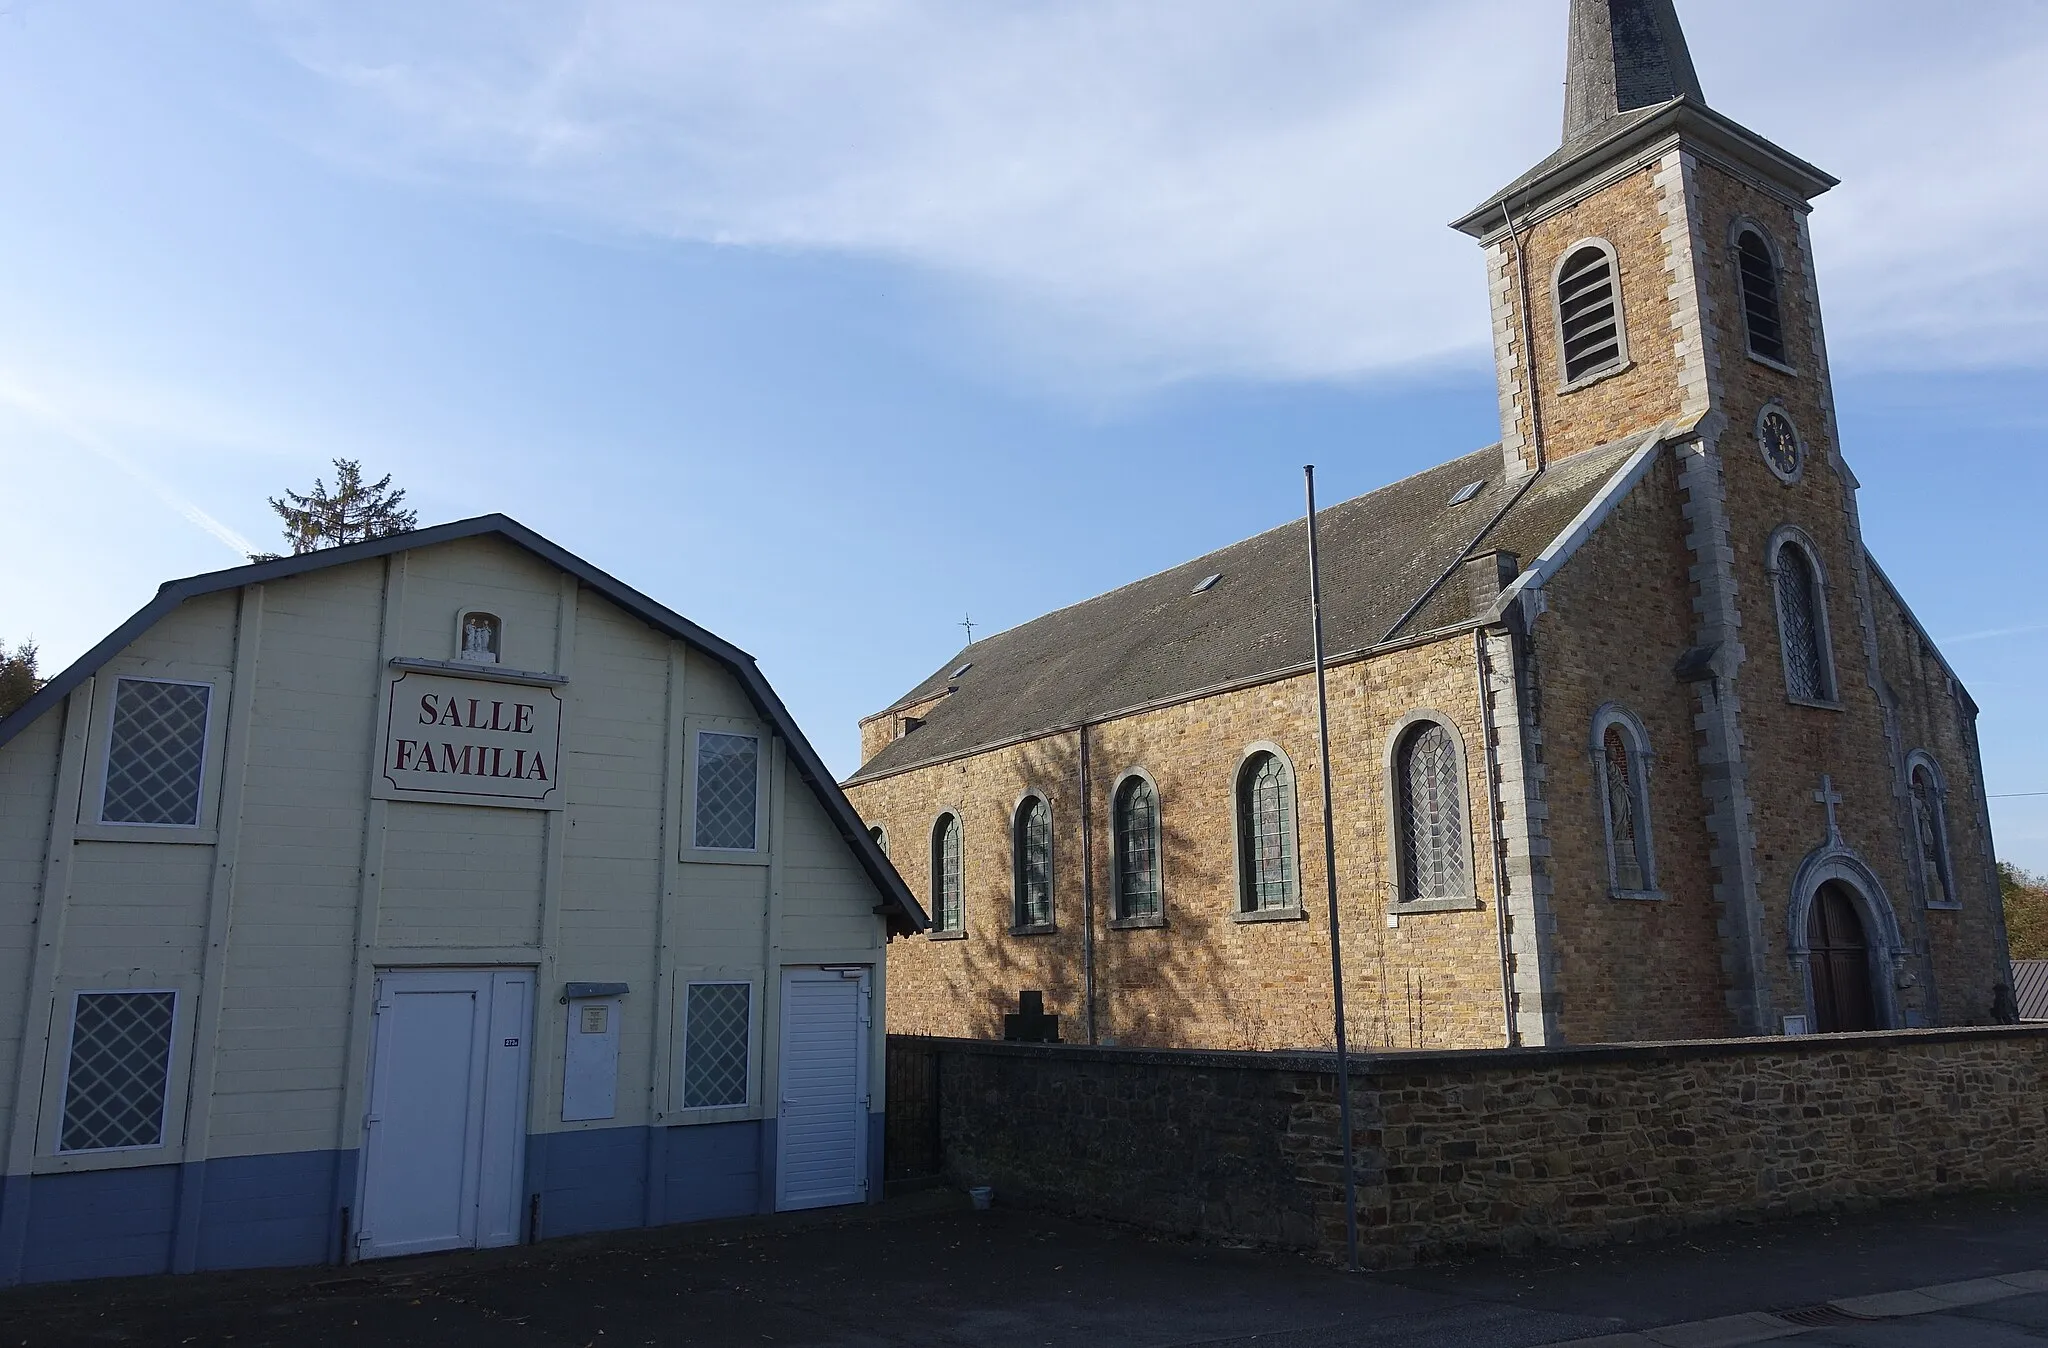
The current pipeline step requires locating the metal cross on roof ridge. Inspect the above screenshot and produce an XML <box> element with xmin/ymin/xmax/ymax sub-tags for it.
<box><xmin>960</xmin><ymin>613</ymin><xmax>975</xmax><ymax>645</ymax></box>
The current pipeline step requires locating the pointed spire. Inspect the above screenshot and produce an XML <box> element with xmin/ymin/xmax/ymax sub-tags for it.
<box><xmin>1563</xmin><ymin>0</ymin><xmax>1705</xmax><ymax>145</ymax></box>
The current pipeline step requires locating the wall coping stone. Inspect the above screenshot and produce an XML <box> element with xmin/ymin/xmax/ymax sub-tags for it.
<box><xmin>895</xmin><ymin>1024</ymin><xmax>2048</xmax><ymax>1078</ymax></box>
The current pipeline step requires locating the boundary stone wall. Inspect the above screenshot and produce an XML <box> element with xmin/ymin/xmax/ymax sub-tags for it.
<box><xmin>904</xmin><ymin>1026</ymin><xmax>2048</xmax><ymax>1264</ymax></box>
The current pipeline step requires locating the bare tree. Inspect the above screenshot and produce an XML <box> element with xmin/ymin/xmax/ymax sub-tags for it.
<box><xmin>257</xmin><ymin>459</ymin><xmax>418</xmax><ymax>559</ymax></box>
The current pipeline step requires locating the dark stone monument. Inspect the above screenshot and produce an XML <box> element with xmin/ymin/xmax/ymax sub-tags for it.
<box><xmin>1004</xmin><ymin>990</ymin><xmax>1061</xmax><ymax>1043</ymax></box>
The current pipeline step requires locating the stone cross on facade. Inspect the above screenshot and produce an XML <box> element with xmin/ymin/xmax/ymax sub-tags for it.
<box><xmin>1814</xmin><ymin>774</ymin><xmax>1844</xmax><ymax>846</ymax></box>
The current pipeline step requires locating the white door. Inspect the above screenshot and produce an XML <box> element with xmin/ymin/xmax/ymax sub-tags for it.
<box><xmin>776</xmin><ymin>968</ymin><xmax>871</xmax><ymax>1211</ymax></box>
<box><xmin>358</xmin><ymin>969</ymin><xmax>532</xmax><ymax>1259</ymax></box>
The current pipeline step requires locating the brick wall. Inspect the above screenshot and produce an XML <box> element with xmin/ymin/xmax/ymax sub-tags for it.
<box><xmin>914</xmin><ymin>1026</ymin><xmax>2048</xmax><ymax>1265</ymax></box>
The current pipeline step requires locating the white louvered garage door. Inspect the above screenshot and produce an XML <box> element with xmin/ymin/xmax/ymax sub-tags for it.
<box><xmin>775</xmin><ymin>968</ymin><xmax>870</xmax><ymax>1211</ymax></box>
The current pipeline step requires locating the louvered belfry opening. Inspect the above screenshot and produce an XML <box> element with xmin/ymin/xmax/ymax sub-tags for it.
<box><xmin>1737</xmin><ymin>229</ymin><xmax>1788</xmax><ymax>364</ymax></box>
<box><xmin>1557</xmin><ymin>244</ymin><xmax>1624</xmax><ymax>383</ymax></box>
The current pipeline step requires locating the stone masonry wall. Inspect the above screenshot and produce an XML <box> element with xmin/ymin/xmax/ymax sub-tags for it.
<box><xmin>850</xmin><ymin>632</ymin><xmax>1514</xmax><ymax>1053</ymax></box>
<box><xmin>919</xmin><ymin>1026</ymin><xmax>2048</xmax><ymax>1266</ymax></box>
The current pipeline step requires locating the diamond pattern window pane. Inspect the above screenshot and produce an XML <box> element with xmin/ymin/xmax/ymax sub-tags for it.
<box><xmin>694</xmin><ymin>732</ymin><xmax>759</xmax><ymax>850</ymax></box>
<box><xmin>1604</xmin><ymin>726</ymin><xmax>1646</xmax><ymax>892</ymax></box>
<box><xmin>1239</xmin><ymin>753</ymin><xmax>1296</xmax><ymax>912</ymax></box>
<box><xmin>1015</xmin><ymin>796</ymin><xmax>1052</xmax><ymax>927</ymax></box>
<box><xmin>61</xmin><ymin>991</ymin><xmax>176</xmax><ymax>1153</ymax></box>
<box><xmin>933</xmin><ymin>815</ymin><xmax>964</xmax><ymax>931</ymax></box>
<box><xmin>1777</xmin><ymin>546</ymin><xmax>1829</xmax><ymax>700</ymax></box>
<box><xmin>1399</xmin><ymin>724</ymin><xmax>1468</xmax><ymax>903</ymax></box>
<box><xmin>1115</xmin><ymin>777</ymin><xmax>1161</xmax><ymax>920</ymax></box>
<box><xmin>682</xmin><ymin>983</ymin><xmax>751</xmax><ymax>1109</ymax></box>
<box><xmin>102</xmin><ymin>680</ymin><xmax>210</xmax><ymax>826</ymax></box>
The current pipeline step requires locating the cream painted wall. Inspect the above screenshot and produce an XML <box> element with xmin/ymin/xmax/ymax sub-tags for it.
<box><xmin>0</xmin><ymin>533</ymin><xmax>895</xmax><ymax>1176</ymax></box>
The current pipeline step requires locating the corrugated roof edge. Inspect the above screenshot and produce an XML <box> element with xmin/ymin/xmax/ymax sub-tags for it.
<box><xmin>0</xmin><ymin>514</ymin><xmax>928</xmax><ymax>937</ymax></box>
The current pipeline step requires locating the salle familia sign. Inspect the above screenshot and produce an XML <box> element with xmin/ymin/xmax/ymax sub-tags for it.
<box><xmin>375</xmin><ymin>669</ymin><xmax>565</xmax><ymax>809</ymax></box>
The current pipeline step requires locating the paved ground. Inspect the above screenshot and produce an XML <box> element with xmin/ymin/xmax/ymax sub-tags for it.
<box><xmin>3</xmin><ymin>1190</ymin><xmax>2046</xmax><ymax>1346</ymax></box>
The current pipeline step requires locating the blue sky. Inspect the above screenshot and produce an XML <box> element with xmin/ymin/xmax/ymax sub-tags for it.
<box><xmin>6</xmin><ymin>2</ymin><xmax>2048</xmax><ymax>865</ymax></box>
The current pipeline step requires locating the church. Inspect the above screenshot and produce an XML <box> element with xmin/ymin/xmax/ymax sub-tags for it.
<box><xmin>845</xmin><ymin>0</ymin><xmax>2015</xmax><ymax>1051</ymax></box>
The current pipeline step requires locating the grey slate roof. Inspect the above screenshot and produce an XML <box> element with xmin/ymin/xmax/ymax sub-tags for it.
<box><xmin>849</xmin><ymin>439</ymin><xmax>1644</xmax><ymax>784</ymax></box>
<box><xmin>0</xmin><ymin>515</ymin><xmax>927</xmax><ymax>936</ymax></box>
<box><xmin>2015</xmin><ymin>961</ymin><xmax>2048</xmax><ymax>1022</ymax></box>
<box><xmin>1563</xmin><ymin>0</ymin><xmax>1703</xmax><ymax>146</ymax></box>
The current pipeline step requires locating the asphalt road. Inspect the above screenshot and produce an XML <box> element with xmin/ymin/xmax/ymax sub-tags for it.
<box><xmin>3</xmin><ymin>1189</ymin><xmax>2046</xmax><ymax>1346</ymax></box>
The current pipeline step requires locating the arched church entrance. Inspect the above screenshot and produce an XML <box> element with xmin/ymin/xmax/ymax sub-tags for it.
<box><xmin>1807</xmin><ymin>882</ymin><xmax>1878</xmax><ymax>1033</ymax></box>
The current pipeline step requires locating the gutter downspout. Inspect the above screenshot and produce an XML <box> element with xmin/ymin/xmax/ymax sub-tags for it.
<box><xmin>1079</xmin><ymin>720</ymin><xmax>1098</xmax><ymax>1044</ymax></box>
<box><xmin>1475</xmin><ymin>626</ymin><xmax>1520</xmax><ymax>1047</ymax></box>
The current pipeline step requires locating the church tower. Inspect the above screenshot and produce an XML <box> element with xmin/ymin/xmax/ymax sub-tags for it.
<box><xmin>1453</xmin><ymin>0</ymin><xmax>1836</xmax><ymax>482</ymax></box>
<box><xmin>1456</xmin><ymin>1</ymin><xmax>1972</xmax><ymax>1039</ymax></box>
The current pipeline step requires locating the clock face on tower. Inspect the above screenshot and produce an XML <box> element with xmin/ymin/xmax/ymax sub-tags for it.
<box><xmin>1759</xmin><ymin>408</ymin><xmax>1802</xmax><ymax>483</ymax></box>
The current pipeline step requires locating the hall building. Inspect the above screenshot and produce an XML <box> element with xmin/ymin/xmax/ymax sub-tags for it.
<box><xmin>845</xmin><ymin>0</ymin><xmax>2014</xmax><ymax>1051</ymax></box>
<box><xmin>0</xmin><ymin>516</ymin><xmax>923</xmax><ymax>1285</ymax></box>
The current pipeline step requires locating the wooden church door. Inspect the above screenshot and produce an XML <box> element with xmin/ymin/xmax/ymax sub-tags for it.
<box><xmin>1807</xmin><ymin>883</ymin><xmax>1878</xmax><ymax>1034</ymax></box>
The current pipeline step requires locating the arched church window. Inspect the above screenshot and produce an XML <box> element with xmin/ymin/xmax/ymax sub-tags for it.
<box><xmin>1555</xmin><ymin>241</ymin><xmax>1627</xmax><ymax>385</ymax></box>
<box><xmin>1771</xmin><ymin>535</ymin><xmax>1835</xmax><ymax>703</ymax></box>
<box><xmin>1910</xmin><ymin>758</ymin><xmax>1956</xmax><ymax>908</ymax></box>
<box><xmin>1112</xmin><ymin>774</ymin><xmax>1162</xmax><ymax>921</ymax></box>
<box><xmin>1012</xmin><ymin>794</ymin><xmax>1053</xmax><ymax>930</ymax></box>
<box><xmin>868</xmin><ymin>824</ymin><xmax>887</xmax><ymax>856</ymax></box>
<box><xmin>1735</xmin><ymin>226</ymin><xmax>1788</xmax><ymax>365</ymax></box>
<box><xmin>1397</xmin><ymin>721</ymin><xmax>1469</xmax><ymax>904</ymax></box>
<box><xmin>1236</xmin><ymin>751</ymin><xmax>1297</xmax><ymax>913</ymax></box>
<box><xmin>1593</xmin><ymin>711</ymin><xmax>1657</xmax><ymax>895</ymax></box>
<box><xmin>931</xmin><ymin>813</ymin><xmax>964</xmax><ymax>933</ymax></box>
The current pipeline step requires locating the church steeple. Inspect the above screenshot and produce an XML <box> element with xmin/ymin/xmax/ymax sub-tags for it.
<box><xmin>1562</xmin><ymin>0</ymin><xmax>1704</xmax><ymax>146</ymax></box>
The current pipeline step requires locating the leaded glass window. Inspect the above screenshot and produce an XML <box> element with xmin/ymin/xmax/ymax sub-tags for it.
<box><xmin>101</xmin><ymin>679</ymin><xmax>211</xmax><ymax>826</ymax></box>
<box><xmin>1013</xmin><ymin>796</ymin><xmax>1052</xmax><ymax>928</ymax></box>
<box><xmin>1912</xmin><ymin>765</ymin><xmax>1953</xmax><ymax>907</ymax></box>
<box><xmin>933</xmin><ymin>814</ymin><xmax>964</xmax><ymax>932</ymax></box>
<box><xmin>1775</xmin><ymin>543</ymin><xmax>1831</xmax><ymax>701</ymax></box>
<box><xmin>1237</xmin><ymin>752</ymin><xmax>1296</xmax><ymax>912</ymax></box>
<box><xmin>1736</xmin><ymin>229</ymin><xmax>1788</xmax><ymax>365</ymax></box>
<box><xmin>60</xmin><ymin>991</ymin><xmax>177</xmax><ymax>1153</ymax></box>
<box><xmin>1602</xmin><ymin>725</ymin><xmax>1647</xmax><ymax>892</ymax></box>
<box><xmin>693</xmin><ymin>731</ymin><xmax>759</xmax><ymax>850</ymax></box>
<box><xmin>682</xmin><ymin>982</ymin><xmax>751</xmax><ymax>1109</ymax></box>
<box><xmin>1398</xmin><ymin>723</ymin><xmax>1468</xmax><ymax>904</ymax></box>
<box><xmin>1114</xmin><ymin>776</ymin><xmax>1161</xmax><ymax>920</ymax></box>
<box><xmin>1557</xmin><ymin>243</ymin><xmax>1624</xmax><ymax>383</ymax></box>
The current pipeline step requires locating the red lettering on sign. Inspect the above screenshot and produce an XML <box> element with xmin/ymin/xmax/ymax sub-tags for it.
<box><xmin>419</xmin><ymin>694</ymin><xmax>438</xmax><ymax>725</ymax></box>
<box><xmin>515</xmin><ymin>704</ymin><xmax>534</xmax><ymax>733</ymax></box>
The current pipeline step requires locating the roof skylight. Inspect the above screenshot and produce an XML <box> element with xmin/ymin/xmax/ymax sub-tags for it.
<box><xmin>1192</xmin><ymin>574</ymin><xmax>1222</xmax><ymax>594</ymax></box>
<box><xmin>1448</xmin><ymin>480</ymin><xmax>1485</xmax><ymax>506</ymax></box>
<box><xmin>950</xmin><ymin>663</ymin><xmax>974</xmax><ymax>679</ymax></box>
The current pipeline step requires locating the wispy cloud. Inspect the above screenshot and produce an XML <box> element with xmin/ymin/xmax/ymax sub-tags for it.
<box><xmin>253</xmin><ymin>0</ymin><xmax>2048</xmax><ymax>388</ymax></box>
<box><xmin>1939</xmin><ymin>622</ymin><xmax>2048</xmax><ymax>646</ymax></box>
<box><xmin>0</xmin><ymin>373</ymin><xmax>260</xmax><ymax>558</ymax></box>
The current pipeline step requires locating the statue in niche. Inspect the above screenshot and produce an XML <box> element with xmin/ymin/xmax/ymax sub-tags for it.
<box><xmin>460</xmin><ymin>612</ymin><xmax>501</xmax><ymax>664</ymax></box>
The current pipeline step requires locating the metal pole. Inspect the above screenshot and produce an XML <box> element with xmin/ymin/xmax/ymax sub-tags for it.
<box><xmin>1303</xmin><ymin>465</ymin><xmax>1360</xmax><ymax>1273</ymax></box>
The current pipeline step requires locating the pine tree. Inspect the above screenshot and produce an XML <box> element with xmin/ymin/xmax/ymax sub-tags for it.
<box><xmin>0</xmin><ymin>641</ymin><xmax>42</xmax><ymax>720</ymax></box>
<box><xmin>261</xmin><ymin>459</ymin><xmax>419</xmax><ymax>558</ymax></box>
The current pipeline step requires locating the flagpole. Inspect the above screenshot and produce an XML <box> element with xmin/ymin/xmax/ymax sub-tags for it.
<box><xmin>1303</xmin><ymin>465</ymin><xmax>1360</xmax><ymax>1272</ymax></box>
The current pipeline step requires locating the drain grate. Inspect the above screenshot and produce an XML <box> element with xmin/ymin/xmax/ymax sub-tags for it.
<box><xmin>1778</xmin><ymin>1304</ymin><xmax>1874</xmax><ymax>1327</ymax></box>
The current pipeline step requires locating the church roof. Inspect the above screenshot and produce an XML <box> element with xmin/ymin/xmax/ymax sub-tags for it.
<box><xmin>1562</xmin><ymin>0</ymin><xmax>1703</xmax><ymax>147</ymax></box>
<box><xmin>0</xmin><ymin>515</ymin><xmax>929</xmax><ymax>936</ymax></box>
<box><xmin>848</xmin><ymin>438</ymin><xmax>1649</xmax><ymax>785</ymax></box>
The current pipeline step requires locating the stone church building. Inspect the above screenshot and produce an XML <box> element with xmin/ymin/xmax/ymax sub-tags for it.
<box><xmin>845</xmin><ymin>0</ymin><xmax>2015</xmax><ymax>1051</ymax></box>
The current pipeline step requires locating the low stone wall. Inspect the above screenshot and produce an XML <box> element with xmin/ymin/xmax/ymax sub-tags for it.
<box><xmin>906</xmin><ymin>1026</ymin><xmax>2048</xmax><ymax>1263</ymax></box>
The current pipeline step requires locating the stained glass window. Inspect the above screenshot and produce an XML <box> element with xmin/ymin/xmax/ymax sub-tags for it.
<box><xmin>1776</xmin><ymin>544</ymin><xmax>1831</xmax><ymax>701</ymax></box>
<box><xmin>933</xmin><ymin>814</ymin><xmax>963</xmax><ymax>932</ymax></box>
<box><xmin>1114</xmin><ymin>776</ymin><xmax>1161</xmax><ymax>920</ymax></box>
<box><xmin>1013</xmin><ymin>796</ymin><xmax>1052</xmax><ymax>927</ymax></box>
<box><xmin>1238</xmin><ymin>753</ymin><xmax>1296</xmax><ymax>912</ymax></box>
<box><xmin>1398</xmin><ymin>723</ymin><xmax>1468</xmax><ymax>903</ymax></box>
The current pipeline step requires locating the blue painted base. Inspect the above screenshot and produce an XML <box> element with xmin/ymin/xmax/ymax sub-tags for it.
<box><xmin>0</xmin><ymin>1115</ymin><xmax>884</xmax><ymax>1286</ymax></box>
